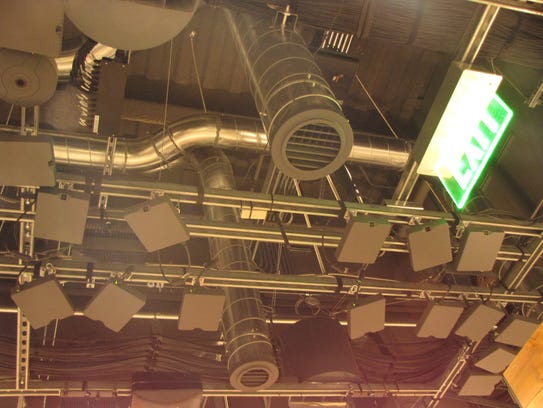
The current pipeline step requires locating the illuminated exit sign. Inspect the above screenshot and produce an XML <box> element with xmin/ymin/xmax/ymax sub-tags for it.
<box><xmin>435</xmin><ymin>95</ymin><xmax>513</xmax><ymax>209</ymax></box>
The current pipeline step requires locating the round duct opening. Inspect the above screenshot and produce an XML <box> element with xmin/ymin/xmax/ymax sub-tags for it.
<box><xmin>229</xmin><ymin>360</ymin><xmax>279</xmax><ymax>391</ymax></box>
<box><xmin>271</xmin><ymin>108</ymin><xmax>353</xmax><ymax>181</ymax></box>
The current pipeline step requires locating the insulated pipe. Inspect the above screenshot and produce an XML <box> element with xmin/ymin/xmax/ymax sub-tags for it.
<box><xmin>192</xmin><ymin>148</ymin><xmax>279</xmax><ymax>391</ymax></box>
<box><xmin>22</xmin><ymin>114</ymin><xmax>409</xmax><ymax>172</ymax></box>
<box><xmin>224</xmin><ymin>10</ymin><xmax>353</xmax><ymax>180</ymax></box>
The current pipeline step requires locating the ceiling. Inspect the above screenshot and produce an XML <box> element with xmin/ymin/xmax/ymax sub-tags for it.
<box><xmin>1</xmin><ymin>1</ymin><xmax>543</xmax><ymax>407</ymax></box>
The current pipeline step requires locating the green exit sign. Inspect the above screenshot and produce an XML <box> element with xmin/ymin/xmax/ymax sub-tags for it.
<box><xmin>435</xmin><ymin>95</ymin><xmax>513</xmax><ymax>209</ymax></box>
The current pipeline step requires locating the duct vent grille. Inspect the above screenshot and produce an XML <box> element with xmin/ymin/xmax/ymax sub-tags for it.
<box><xmin>286</xmin><ymin>123</ymin><xmax>341</xmax><ymax>170</ymax></box>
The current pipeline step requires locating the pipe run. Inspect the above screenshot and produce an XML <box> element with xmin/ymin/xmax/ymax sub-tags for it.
<box><xmin>12</xmin><ymin>114</ymin><xmax>410</xmax><ymax>173</ymax></box>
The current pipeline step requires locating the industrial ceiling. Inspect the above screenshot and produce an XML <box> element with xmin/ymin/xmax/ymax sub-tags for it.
<box><xmin>0</xmin><ymin>1</ymin><xmax>543</xmax><ymax>407</ymax></box>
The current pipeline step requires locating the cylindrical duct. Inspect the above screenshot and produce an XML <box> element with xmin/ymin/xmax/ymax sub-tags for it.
<box><xmin>225</xmin><ymin>10</ymin><xmax>354</xmax><ymax>181</ymax></box>
<box><xmin>194</xmin><ymin>148</ymin><xmax>279</xmax><ymax>391</ymax></box>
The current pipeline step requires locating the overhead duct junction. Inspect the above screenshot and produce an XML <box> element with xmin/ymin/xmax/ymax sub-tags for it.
<box><xmin>224</xmin><ymin>9</ymin><xmax>354</xmax><ymax>180</ymax></box>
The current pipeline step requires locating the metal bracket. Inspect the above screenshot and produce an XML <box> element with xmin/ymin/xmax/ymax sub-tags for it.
<box><xmin>98</xmin><ymin>136</ymin><xmax>117</xmax><ymax>210</ymax></box>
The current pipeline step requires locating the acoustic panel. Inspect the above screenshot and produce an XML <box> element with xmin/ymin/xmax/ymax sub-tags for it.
<box><xmin>455</xmin><ymin>226</ymin><xmax>504</xmax><ymax>271</ymax></box>
<box><xmin>347</xmin><ymin>295</ymin><xmax>386</xmax><ymax>339</ymax></box>
<box><xmin>495</xmin><ymin>316</ymin><xmax>540</xmax><ymax>347</ymax></box>
<box><xmin>178</xmin><ymin>289</ymin><xmax>225</xmax><ymax>331</ymax></box>
<box><xmin>408</xmin><ymin>219</ymin><xmax>452</xmax><ymax>271</ymax></box>
<box><xmin>335</xmin><ymin>216</ymin><xmax>391</xmax><ymax>264</ymax></box>
<box><xmin>84</xmin><ymin>282</ymin><xmax>146</xmax><ymax>332</ymax></box>
<box><xmin>125</xmin><ymin>197</ymin><xmax>190</xmax><ymax>252</ymax></box>
<box><xmin>416</xmin><ymin>301</ymin><xmax>464</xmax><ymax>339</ymax></box>
<box><xmin>458</xmin><ymin>370</ymin><xmax>501</xmax><ymax>396</ymax></box>
<box><xmin>454</xmin><ymin>302</ymin><xmax>504</xmax><ymax>342</ymax></box>
<box><xmin>11</xmin><ymin>277</ymin><xmax>74</xmax><ymax>329</ymax></box>
<box><xmin>34</xmin><ymin>189</ymin><xmax>90</xmax><ymax>244</ymax></box>
<box><xmin>0</xmin><ymin>135</ymin><xmax>55</xmax><ymax>187</ymax></box>
<box><xmin>475</xmin><ymin>344</ymin><xmax>516</xmax><ymax>374</ymax></box>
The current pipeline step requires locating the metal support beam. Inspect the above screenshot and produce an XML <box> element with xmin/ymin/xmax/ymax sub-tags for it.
<box><xmin>0</xmin><ymin>381</ymin><xmax>438</xmax><ymax>398</ymax></box>
<box><xmin>15</xmin><ymin>311</ymin><xmax>30</xmax><ymax>390</ymax></box>
<box><xmin>457</xmin><ymin>4</ymin><xmax>500</xmax><ymax>65</ymax></box>
<box><xmin>467</xmin><ymin>0</ymin><xmax>543</xmax><ymax>17</ymax></box>
<box><xmin>504</xmin><ymin>235</ymin><xmax>543</xmax><ymax>290</ymax></box>
<box><xmin>0</xmin><ymin>259</ymin><xmax>540</xmax><ymax>304</ymax></box>
<box><xmin>426</xmin><ymin>344</ymin><xmax>473</xmax><ymax>407</ymax></box>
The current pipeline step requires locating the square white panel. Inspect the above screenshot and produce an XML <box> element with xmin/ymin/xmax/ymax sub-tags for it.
<box><xmin>0</xmin><ymin>136</ymin><xmax>55</xmax><ymax>187</ymax></box>
<box><xmin>348</xmin><ymin>295</ymin><xmax>386</xmax><ymax>339</ymax></box>
<box><xmin>11</xmin><ymin>278</ymin><xmax>73</xmax><ymax>329</ymax></box>
<box><xmin>458</xmin><ymin>371</ymin><xmax>501</xmax><ymax>396</ymax></box>
<box><xmin>495</xmin><ymin>316</ymin><xmax>540</xmax><ymax>347</ymax></box>
<box><xmin>455</xmin><ymin>302</ymin><xmax>504</xmax><ymax>342</ymax></box>
<box><xmin>178</xmin><ymin>290</ymin><xmax>226</xmax><ymax>331</ymax></box>
<box><xmin>475</xmin><ymin>344</ymin><xmax>516</xmax><ymax>374</ymax></box>
<box><xmin>84</xmin><ymin>282</ymin><xmax>146</xmax><ymax>332</ymax></box>
<box><xmin>35</xmin><ymin>190</ymin><xmax>90</xmax><ymax>244</ymax></box>
<box><xmin>408</xmin><ymin>219</ymin><xmax>452</xmax><ymax>271</ymax></box>
<box><xmin>125</xmin><ymin>197</ymin><xmax>190</xmax><ymax>252</ymax></box>
<box><xmin>416</xmin><ymin>301</ymin><xmax>464</xmax><ymax>339</ymax></box>
<box><xmin>455</xmin><ymin>226</ymin><xmax>504</xmax><ymax>271</ymax></box>
<box><xmin>335</xmin><ymin>216</ymin><xmax>391</xmax><ymax>264</ymax></box>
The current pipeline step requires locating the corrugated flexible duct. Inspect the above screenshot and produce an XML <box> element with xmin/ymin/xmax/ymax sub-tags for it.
<box><xmin>224</xmin><ymin>9</ymin><xmax>354</xmax><ymax>181</ymax></box>
<box><xmin>191</xmin><ymin>148</ymin><xmax>279</xmax><ymax>391</ymax></box>
<box><xmin>28</xmin><ymin>114</ymin><xmax>410</xmax><ymax>171</ymax></box>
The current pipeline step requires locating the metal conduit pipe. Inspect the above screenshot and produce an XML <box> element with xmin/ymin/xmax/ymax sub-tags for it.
<box><xmin>192</xmin><ymin>148</ymin><xmax>279</xmax><ymax>391</ymax></box>
<box><xmin>16</xmin><ymin>114</ymin><xmax>409</xmax><ymax>171</ymax></box>
<box><xmin>224</xmin><ymin>9</ymin><xmax>353</xmax><ymax>181</ymax></box>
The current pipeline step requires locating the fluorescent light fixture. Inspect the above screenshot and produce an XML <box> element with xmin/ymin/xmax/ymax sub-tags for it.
<box><xmin>435</xmin><ymin>94</ymin><xmax>513</xmax><ymax>209</ymax></box>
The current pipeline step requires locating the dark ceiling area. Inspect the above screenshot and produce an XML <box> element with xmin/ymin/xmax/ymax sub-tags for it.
<box><xmin>1</xmin><ymin>1</ymin><xmax>543</xmax><ymax>408</ymax></box>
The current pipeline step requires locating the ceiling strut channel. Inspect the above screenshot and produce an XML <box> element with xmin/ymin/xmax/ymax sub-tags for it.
<box><xmin>458</xmin><ymin>4</ymin><xmax>500</xmax><ymax>65</ymax></box>
<box><xmin>15</xmin><ymin>311</ymin><xmax>30</xmax><ymax>391</ymax></box>
<box><xmin>426</xmin><ymin>344</ymin><xmax>473</xmax><ymax>407</ymax></box>
<box><xmin>467</xmin><ymin>0</ymin><xmax>543</xmax><ymax>17</ymax></box>
<box><xmin>0</xmin><ymin>381</ymin><xmax>438</xmax><ymax>398</ymax></box>
<box><xmin>503</xmin><ymin>235</ymin><xmax>543</xmax><ymax>290</ymax></box>
<box><xmin>0</xmin><ymin>260</ymin><xmax>541</xmax><ymax>303</ymax></box>
<box><xmin>54</xmin><ymin>173</ymin><xmax>543</xmax><ymax>237</ymax></box>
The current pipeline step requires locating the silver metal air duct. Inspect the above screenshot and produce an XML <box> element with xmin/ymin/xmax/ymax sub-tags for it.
<box><xmin>193</xmin><ymin>148</ymin><xmax>279</xmax><ymax>391</ymax></box>
<box><xmin>17</xmin><ymin>114</ymin><xmax>409</xmax><ymax>171</ymax></box>
<box><xmin>225</xmin><ymin>10</ymin><xmax>354</xmax><ymax>181</ymax></box>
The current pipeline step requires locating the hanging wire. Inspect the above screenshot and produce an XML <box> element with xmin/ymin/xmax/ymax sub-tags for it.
<box><xmin>190</xmin><ymin>31</ymin><xmax>208</xmax><ymax>113</ymax></box>
<box><xmin>354</xmin><ymin>74</ymin><xmax>400</xmax><ymax>140</ymax></box>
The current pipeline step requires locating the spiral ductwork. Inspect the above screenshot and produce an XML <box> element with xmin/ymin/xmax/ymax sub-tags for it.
<box><xmin>225</xmin><ymin>10</ymin><xmax>354</xmax><ymax>181</ymax></box>
<box><xmin>193</xmin><ymin>148</ymin><xmax>279</xmax><ymax>391</ymax></box>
